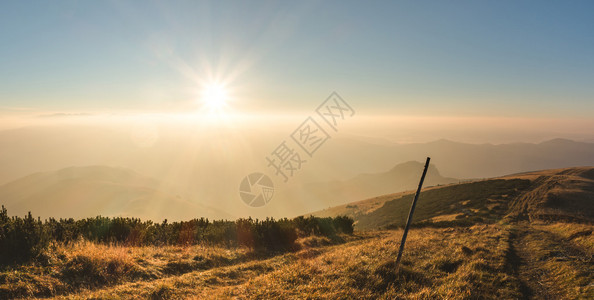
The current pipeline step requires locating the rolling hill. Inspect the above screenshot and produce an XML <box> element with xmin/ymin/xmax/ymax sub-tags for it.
<box><xmin>0</xmin><ymin>161</ymin><xmax>455</xmax><ymax>222</ymax></box>
<box><xmin>0</xmin><ymin>166</ymin><xmax>592</xmax><ymax>299</ymax></box>
<box><xmin>1</xmin><ymin>126</ymin><xmax>593</xmax><ymax>188</ymax></box>
<box><xmin>1</xmin><ymin>125</ymin><xmax>594</xmax><ymax>219</ymax></box>
<box><xmin>311</xmin><ymin>166</ymin><xmax>594</xmax><ymax>230</ymax></box>
<box><xmin>0</xmin><ymin>166</ymin><xmax>230</xmax><ymax>221</ymax></box>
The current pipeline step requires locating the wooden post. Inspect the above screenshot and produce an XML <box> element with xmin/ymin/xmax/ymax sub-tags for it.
<box><xmin>395</xmin><ymin>157</ymin><xmax>430</xmax><ymax>272</ymax></box>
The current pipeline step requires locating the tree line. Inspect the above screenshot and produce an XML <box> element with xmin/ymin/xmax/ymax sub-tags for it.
<box><xmin>0</xmin><ymin>205</ymin><xmax>354</xmax><ymax>265</ymax></box>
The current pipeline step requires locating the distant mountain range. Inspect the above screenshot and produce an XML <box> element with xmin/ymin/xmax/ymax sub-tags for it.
<box><xmin>0</xmin><ymin>125</ymin><xmax>593</xmax><ymax>219</ymax></box>
<box><xmin>1</xmin><ymin>126</ymin><xmax>593</xmax><ymax>186</ymax></box>
<box><xmin>0</xmin><ymin>162</ymin><xmax>455</xmax><ymax>221</ymax></box>
<box><xmin>286</xmin><ymin>161</ymin><xmax>459</xmax><ymax>209</ymax></box>
<box><xmin>0</xmin><ymin>166</ymin><xmax>231</xmax><ymax>221</ymax></box>
<box><xmin>306</xmin><ymin>137</ymin><xmax>594</xmax><ymax>180</ymax></box>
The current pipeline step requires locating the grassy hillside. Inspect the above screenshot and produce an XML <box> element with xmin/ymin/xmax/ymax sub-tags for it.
<box><xmin>356</xmin><ymin>179</ymin><xmax>531</xmax><ymax>230</ymax></box>
<box><xmin>509</xmin><ymin>167</ymin><xmax>594</xmax><ymax>222</ymax></box>
<box><xmin>312</xmin><ymin>167</ymin><xmax>594</xmax><ymax>231</ymax></box>
<box><xmin>0</xmin><ymin>167</ymin><xmax>592</xmax><ymax>299</ymax></box>
<box><xmin>1</xmin><ymin>223</ymin><xmax>591</xmax><ymax>299</ymax></box>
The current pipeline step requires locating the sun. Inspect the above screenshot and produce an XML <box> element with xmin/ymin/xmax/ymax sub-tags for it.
<box><xmin>200</xmin><ymin>83</ymin><xmax>229</xmax><ymax>114</ymax></box>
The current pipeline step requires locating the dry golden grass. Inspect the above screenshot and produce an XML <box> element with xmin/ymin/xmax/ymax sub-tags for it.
<box><xmin>71</xmin><ymin>225</ymin><xmax>522</xmax><ymax>299</ymax></box>
<box><xmin>538</xmin><ymin>222</ymin><xmax>594</xmax><ymax>254</ymax></box>
<box><xmin>0</xmin><ymin>240</ymin><xmax>251</xmax><ymax>299</ymax></box>
<box><xmin>510</xmin><ymin>222</ymin><xmax>593</xmax><ymax>299</ymax></box>
<box><xmin>1</xmin><ymin>222</ymin><xmax>591</xmax><ymax>299</ymax></box>
<box><xmin>429</xmin><ymin>213</ymin><xmax>462</xmax><ymax>222</ymax></box>
<box><xmin>3</xmin><ymin>166</ymin><xmax>593</xmax><ymax>299</ymax></box>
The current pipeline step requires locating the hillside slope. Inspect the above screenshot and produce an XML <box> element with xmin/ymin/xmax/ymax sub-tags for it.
<box><xmin>509</xmin><ymin>167</ymin><xmax>594</xmax><ymax>222</ymax></box>
<box><xmin>2</xmin><ymin>223</ymin><xmax>591</xmax><ymax>299</ymax></box>
<box><xmin>0</xmin><ymin>168</ymin><xmax>591</xmax><ymax>299</ymax></box>
<box><xmin>311</xmin><ymin>167</ymin><xmax>594</xmax><ymax>230</ymax></box>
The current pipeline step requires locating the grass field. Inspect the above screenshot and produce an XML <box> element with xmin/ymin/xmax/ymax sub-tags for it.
<box><xmin>0</xmin><ymin>221</ymin><xmax>591</xmax><ymax>299</ymax></box>
<box><xmin>1</xmin><ymin>167</ymin><xmax>593</xmax><ymax>299</ymax></box>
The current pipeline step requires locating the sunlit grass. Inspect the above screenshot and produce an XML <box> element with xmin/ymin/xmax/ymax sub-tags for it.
<box><xmin>1</xmin><ymin>223</ymin><xmax>591</xmax><ymax>299</ymax></box>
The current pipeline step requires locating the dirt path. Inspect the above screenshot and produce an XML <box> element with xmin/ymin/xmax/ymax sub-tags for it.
<box><xmin>511</xmin><ymin>225</ymin><xmax>558</xmax><ymax>299</ymax></box>
<box><xmin>510</xmin><ymin>223</ymin><xmax>592</xmax><ymax>299</ymax></box>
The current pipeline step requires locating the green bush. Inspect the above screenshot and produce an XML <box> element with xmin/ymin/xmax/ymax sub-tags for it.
<box><xmin>0</xmin><ymin>205</ymin><xmax>355</xmax><ymax>265</ymax></box>
<box><xmin>0</xmin><ymin>207</ymin><xmax>49</xmax><ymax>265</ymax></box>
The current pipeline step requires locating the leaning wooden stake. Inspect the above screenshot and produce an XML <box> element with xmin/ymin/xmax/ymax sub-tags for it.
<box><xmin>395</xmin><ymin>157</ymin><xmax>430</xmax><ymax>272</ymax></box>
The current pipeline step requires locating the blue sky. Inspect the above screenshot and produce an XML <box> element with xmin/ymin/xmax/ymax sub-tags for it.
<box><xmin>1</xmin><ymin>0</ymin><xmax>593</xmax><ymax>118</ymax></box>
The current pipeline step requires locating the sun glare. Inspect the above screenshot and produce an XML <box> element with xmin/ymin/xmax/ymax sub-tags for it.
<box><xmin>201</xmin><ymin>83</ymin><xmax>229</xmax><ymax>114</ymax></box>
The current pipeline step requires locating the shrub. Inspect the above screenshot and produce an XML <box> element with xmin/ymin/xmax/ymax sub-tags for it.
<box><xmin>0</xmin><ymin>207</ymin><xmax>50</xmax><ymax>265</ymax></box>
<box><xmin>0</xmin><ymin>206</ymin><xmax>355</xmax><ymax>263</ymax></box>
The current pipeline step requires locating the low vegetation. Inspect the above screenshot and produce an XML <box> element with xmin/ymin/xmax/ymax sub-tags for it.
<box><xmin>0</xmin><ymin>206</ymin><xmax>354</xmax><ymax>265</ymax></box>
<box><xmin>0</xmin><ymin>167</ymin><xmax>592</xmax><ymax>298</ymax></box>
<box><xmin>2</xmin><ymin>222</ymin><xmax>589</xmax><ymax>299</ymax></box>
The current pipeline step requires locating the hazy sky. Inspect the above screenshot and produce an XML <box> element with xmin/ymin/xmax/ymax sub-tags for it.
<box><xmin>1</xmin><ymin>1</ymin><xmax>593</xmax><ymax>119</ymax></box>
<box><xmin>1</xmin><ymin>1</ymin><xmax>594</xmax><ymax>219</ymax></box>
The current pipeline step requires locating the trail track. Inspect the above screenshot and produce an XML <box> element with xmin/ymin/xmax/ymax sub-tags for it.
<box><xmin>511</xmin><ymin>222</ymin><xmax>593</xmax><ymax>300</ymax></box>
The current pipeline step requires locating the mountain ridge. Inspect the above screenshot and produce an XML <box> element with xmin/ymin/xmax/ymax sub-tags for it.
<box><xmin>309</xmin><ymin>166</ymin><xmax>594</xmax><ymax>230</ymax></box>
